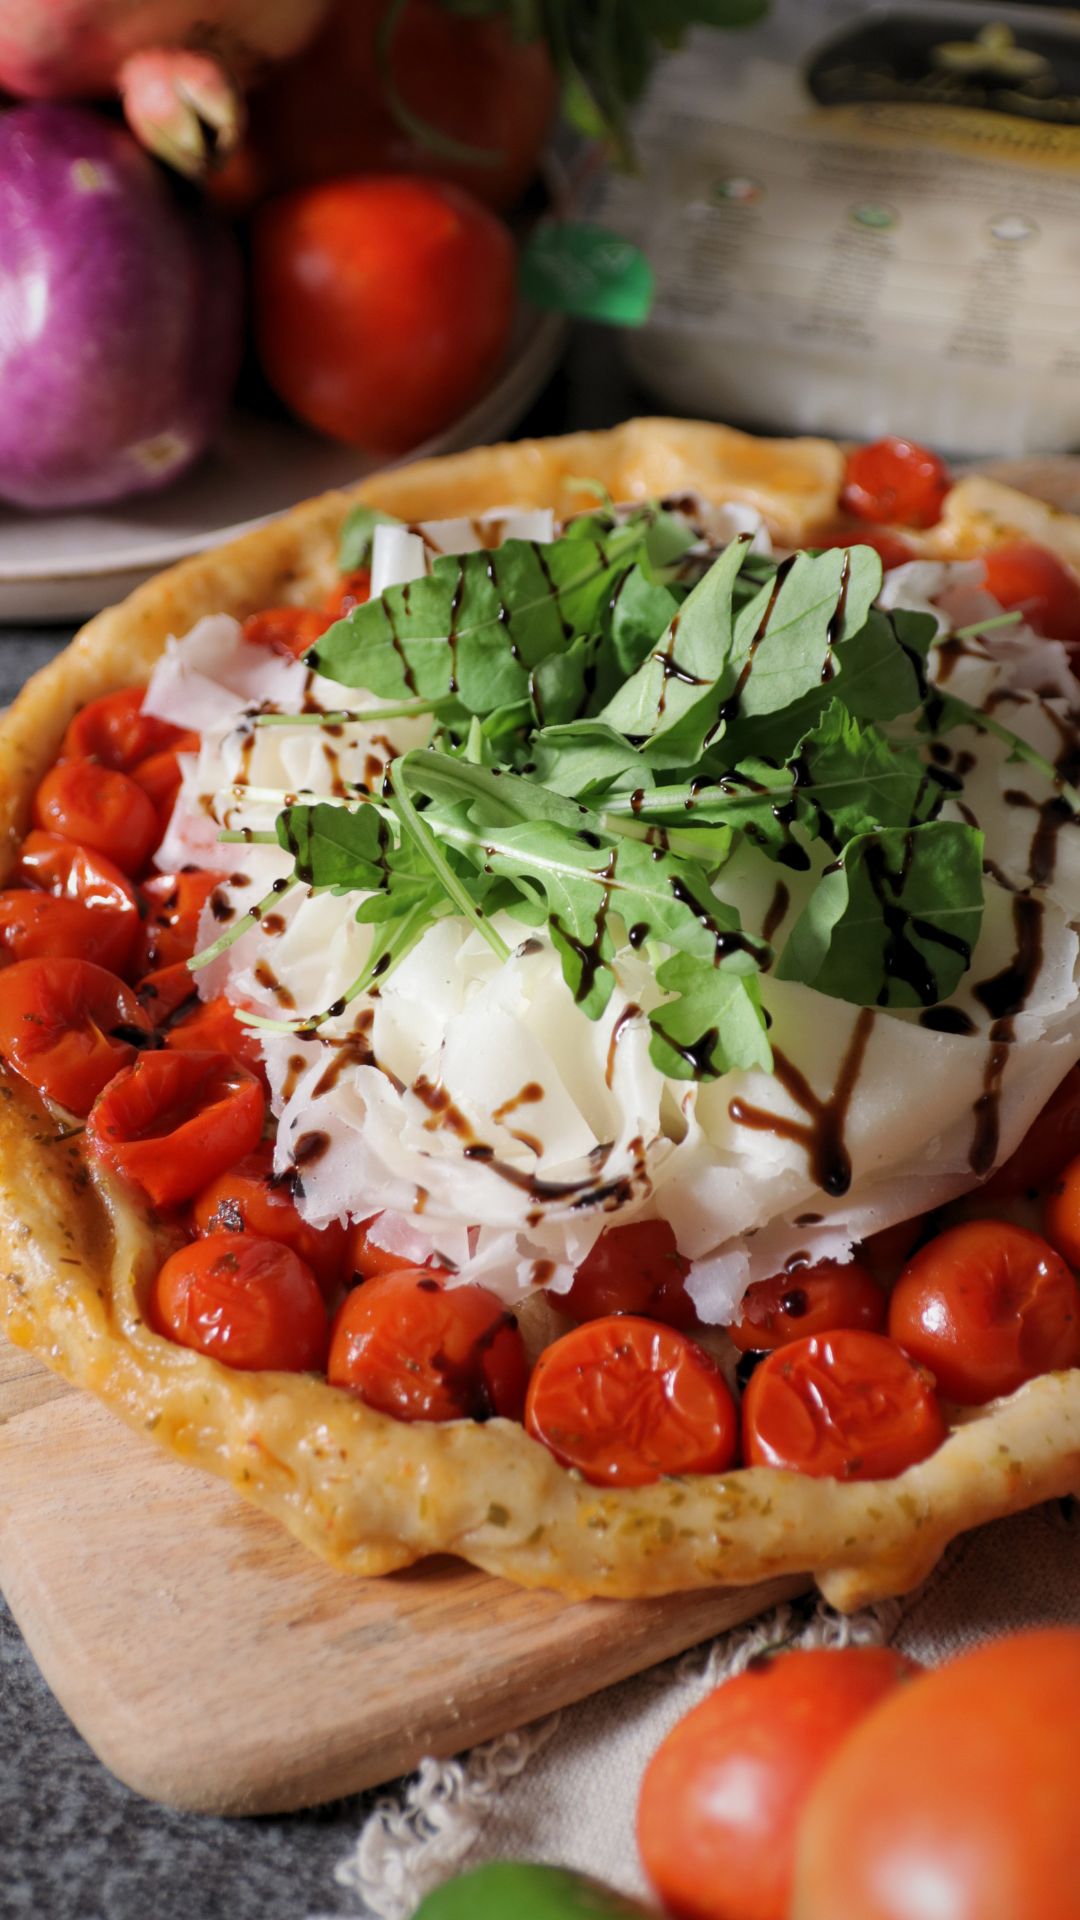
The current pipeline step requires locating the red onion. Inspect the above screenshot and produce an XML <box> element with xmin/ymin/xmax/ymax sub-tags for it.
<box><xmin>0</xmin><ymin>104</ymin><xmax>243</xmax><ymax>510</ymax></box>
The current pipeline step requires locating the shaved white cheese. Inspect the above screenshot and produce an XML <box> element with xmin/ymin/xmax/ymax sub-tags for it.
<box><xmin>370</xmin><ymin>509</ymin><xmax>556</xmax><ymax>599</ymax></box>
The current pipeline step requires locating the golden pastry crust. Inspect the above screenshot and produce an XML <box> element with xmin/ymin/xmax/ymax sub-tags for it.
<box><xmin>3</xmin><ymin>416</ymin><xmax>1080</xmax><ymax>1610</ymax></box>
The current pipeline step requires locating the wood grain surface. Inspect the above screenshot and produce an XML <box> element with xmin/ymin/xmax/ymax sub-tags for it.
<box><xmin>0</xmin><ymin>1342</ymin><xmax>804</xmax><ymax>1815</ymax></box>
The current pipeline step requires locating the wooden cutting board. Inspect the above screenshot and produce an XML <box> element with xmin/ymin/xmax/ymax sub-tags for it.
<box><xmin>0</xmin><ymin>1340</ymin><xmax>803</xmax><ymax>1816</ymax></box>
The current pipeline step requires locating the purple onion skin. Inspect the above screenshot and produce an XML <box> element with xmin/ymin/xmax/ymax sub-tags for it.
<box><xmin>0</xmin><ymin>104</ymin><xmax>243</xmax><ymax>511</ymax></box>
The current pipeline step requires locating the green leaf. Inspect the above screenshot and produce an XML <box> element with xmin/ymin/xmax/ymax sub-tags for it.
<box><xmin>724</xmin><ymin>606</ymin><xmax>936</xmax><ymax>763</ymax></box>
<box><xmin>529</xmin><ymin>719</ymin><xmax>648</xmax><ymax>798</ymax></box>
<box><xmin>649</xmin><ymin>952</ymin><xmax>772</xmax><ymax>1081</ymax></box>
<box><xmin>777</xmin><ymin>822</ymin><xmax>985</xmax><ymax>1009</ymax></box>
<box><xmin>338</xmin><ymin>505</ymin><xmax>401</xmax><ymax>573</ymax></box>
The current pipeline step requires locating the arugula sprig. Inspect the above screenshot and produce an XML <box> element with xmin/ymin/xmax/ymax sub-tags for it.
<box><xmin>218</xmin><ymin>505</ymin><xmax>1080</xmax><ymax>1079</ymax></box>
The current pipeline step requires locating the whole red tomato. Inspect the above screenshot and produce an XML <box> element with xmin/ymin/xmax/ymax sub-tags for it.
<box><xmin>213</xmin><ymin>0</ymin><xmax>559</xmax><ymax>214</ymax></box>
<box><xmin>638</xmin><ymin>1647</ymin><xmax>920</xmax><ymax>1920</ymax></box>
<box><xmin>254</xmin><ymin>175</ymin><xmax>516</xmax><ymax>454</ymax></box>
<box><xmin>792</xmin><ymin>1629</ymin><xmax>1080</xmax><ymax>1920</ymax></box>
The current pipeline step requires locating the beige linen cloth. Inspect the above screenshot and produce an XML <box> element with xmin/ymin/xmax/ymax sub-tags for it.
<box><xmin>311</xmin><ymin>1501</ymin><xmax>1080</xmax><ymax>1918</ymax></box>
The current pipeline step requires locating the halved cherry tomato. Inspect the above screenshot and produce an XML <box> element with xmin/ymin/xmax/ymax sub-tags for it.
<box><xmin>982</xmin><ymin>540</ymin><xmax>1080</xmax><ymax>647</ymax></box>
<box><xmin>742</xmin><ymin>1330</ymin><xmax>946</xmax><ymax>1480</ymax></box>
<box><xmin>164</xmin><ymin>991</ymin><xmax>268</xmax><ymax>1085</ymax></box>
<box><xmin>350</xmin><ymin>1213</ymin><xmax>426</xmax><ymax>1281</ymax></box>
<box><xmin>561</xmin><ymin>1220</ymin><xmax>698</xmax><ymax>1329</ymax></box>
<box><xmin>242</xmin><ymin>607</ymin><xmax>329</xmax><ymax>660</ymax></box>
<box><xmin>33</xmin><ymin>760</ymin><xmax>159</xmax><ymax>876</ymax></box>
<box><xmin>193</xmin><ymin>1143</ymin><xmax>348</xmax><ymax>1296</ymax></box>
<box><xmin>812</xmin><ymin>527</ymin><xmax>916</xmax><ymax>571</ymax></box>
<box><xmin>136</xmin><ymin>870</ymin><xmax>225</xmax><ymax>973</ymax></box>
<box><xmin>325</xmin><ymin>568</ymin><xmax>372</xmax><ymax>619</ymax></box>
<box><xmin>729</xmin><ymin>1259</ymin><xmax>884</xmax><ymax>1354</ymax></box>
<box><xmin>135</xmin><ymin>961</ymin><xmax>200</xmax><ymax>1028</ymax></box>
<box><xmin>841</xmin><ymin>438</ymin><xmax>951</xmax><ymax>529</ymax></box>
<box><xmin>0</xmin><ymin>957</ymin><xmax>151</xmax><ymax>1114</ymax></box>
<box><xmin>60</xmin><ymin>686</ymin><xmax>188</xmax><ymax>773</ymax></box>
<box><xmin>525</xmin><ymin>1315</ymin><xmax>738</xmax><ymax>1488</ymax></box>
<box><xmin>983</xmin><ymin>1062</ymin><xmax>1080</xmax><ymax>1198</ymax></box>
<box><xmin>888</xmin><ymin>1219</ymin><xmax>1080</xmax><ymax>1405</ymax></box>
<box><xmin>150</xmin><ymin>1231</ymin><xmax>328</xmax><ymax>1372</ymax></box>
<box><xmin>0</xmin><ymin>831</ymin><xmax>140</xmax><ymax>973</ymax></box>
<box><xmin>86</xmin><ymin>1050</ymin><xmax>265</xmax><ymax>1208</ymax></box>
<box><xmin>638</xmin><ymin>1647</ymin><xmax>921</xmax><ymax>1920</ymax></box>
<box><xmin>327</xmin><ymin>1267</ymin><xmax>528</xmax><ymax>1422</ymax></box>
<box><xmin>793</xmin><ymin>1629</ymin><xmax>1080</xmax><ymax>1920</ymax></box>
<box><xmin>130</xmin><ymin>732</ymin><xmax>200</xmax><ymax>836</ymax></box>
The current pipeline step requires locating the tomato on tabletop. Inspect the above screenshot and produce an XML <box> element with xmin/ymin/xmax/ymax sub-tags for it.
<box><xmin>888</xmin><ymin>1219</ymin><xmax>1080</xmax><ymax>1405</ymax></box>
<box><xmin>193</xmin><ymin>1142</ymin><xmax>348</xmax><ymax>1296</ymax></box>
<box><xmin>841</xmin><ymin>438</ymin><xmax>951</xmax><ymax>529</ymax></box>
<box><xmin>561</xmin><ymin>1219</ymin><xmax>698</xmax><ymax>1329</ymax></box>
<box><xmin>136</xmin><ymin>869</ymin><xmax>225</xmax><ymax>972</ymax></box>
<box><xmin>792</xmin><ymin>1629</ymin><xmax>1080</xmax><ymax>1920</ymax></box>
<box><xmin>525</xmin><ymin>1315</ymin><xmax>738</xmax><ymax>1488</ymax></box>
<box><xmin>742</xmin><ymin>1330</ymin><xmax>947</xmax><ymax>1480</ymax></box>
<box><xmin>983</xmin><ymin>1061</ymin><xmax>1080</xmax><ymax>1198</ymax></box>
<box><xmin>151</xmin><ymin>1232</ymin><xmax>328</xmax><ymax>1373</ymax></box>
<box><xmin>0</xmin><ymin>831</ymin><xmax>140</xmax><ymax>973</ymax></box>
<box><xmin>638</xmin><ymin>1647</ymin><xmax>921</xmax><ymax>1920</ymax></box>
<box><xmin>86</xmin><ymin>1050</ymin><xmax>265</xmax><ymax>1208</ymax></box>
<box><xmin>60</xmin><ymin>686</ymin><xmax>189</xmax><ymax>773</ymax></box>
<box><xmin>982</xmin><ymin>540</ymin><xmax>1080</xmax><ymax>647</ymax></box>
<box><xmin>253</xmin><ymin>176</ymin><xmax>516</xmax><ymax>455</ymax></box>
<box><xmin>811</xmin><ymin>527</ymin><xmax>916</xmax><ymax>571</ymax></box>
<box><xmin>0</xmin><ymin>957</ymin><xmax>151</xmax><ymax>1114</ymax></box>
<box><xmin>242</xmin><ymin>607</ymin><xmax>330</xmax><ymax>660</ymax></box>
<box><xmin>33</xmin><ymin>759</ymin><xmax>159</xmax><ymax>876</ymax></box>
<box><xmin>328</xmin><ymin>1267</ymin><xmax>528</xmax><ymax>1422</ymax></box>
<box><xmin>729</xmin><ymin>1259</ymin><xmax>884</xmax><ymax>1353</ymax></box>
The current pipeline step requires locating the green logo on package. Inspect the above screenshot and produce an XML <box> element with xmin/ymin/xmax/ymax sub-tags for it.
<box><xmin>520</xmin><ymin>223</ymin><xmax>654</xmax><ymax>327</ymax></box>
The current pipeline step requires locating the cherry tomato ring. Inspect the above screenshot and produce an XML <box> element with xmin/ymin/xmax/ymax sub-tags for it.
<box><xmin>888</xmin><ymin>1219</ymin><xmax>1080</xmax><ymax>1405</ymax></box>
<box><xmin>328</xmin><ymin>1267</ymin><xmax>529</xmax><ymax>1423</ymax></box>
<box><xmin>151</xmin><ymin>1231</ymin><xmax>328</xmax><ymax>1372</ymax></box>
<box><xmin>525</xmin><ymin>1315</ymin><xmax>738</xmax><ymax>1488</ymax></box>
<box><xmin>0</xmin><ymin>957</ymin><xmax>151</xmax><ymax>1115</ymax></box>
<box><xmin>86</xmin><ymin>1050</ymin><xmax>265</xmax><ymax>1209</ymax></box>
<box><xmin>742</xmin><ymin>1329</ymin><xmax>947</xmax><ymax>1481</ymax></box>
<box><xmin>33</xmin><ymin>759</ymin><xmax>160</xmax><ymax>877</ymax></box>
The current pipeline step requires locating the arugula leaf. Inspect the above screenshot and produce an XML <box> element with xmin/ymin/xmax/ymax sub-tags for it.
<box><xmin>649</xmin><ymin>952</ymin><xmax>772</xmax><ymax>1081</ymax></box>
<box><xmin>338</xmin><ymin>505</ymin><xmax>401</xmax><ymax>573</ymax></box>
<box><xmin>722</xmin><ymin>606</ymin><xmax>936</xmax><ymax>763</ymax></box>
<box><xmin>310</xmin><ymin>509</ymin><xmax>683</xmax><ymax>712</ymax></box>
<box><xmin>529</xmin><ymin>719</ymin><xmax>648</xmax><ymax>798</ymax></box>
<box><xmin>777</xmin><ymin>821</ymin><xmax>985</xmax><ymax>1009</ymax></box>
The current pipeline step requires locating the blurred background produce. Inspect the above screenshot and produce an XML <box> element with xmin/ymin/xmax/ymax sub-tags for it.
<box><xmin>0</xmin><ymin>1</ymin><xmax>763</xmax><ymax>520</ymax></box>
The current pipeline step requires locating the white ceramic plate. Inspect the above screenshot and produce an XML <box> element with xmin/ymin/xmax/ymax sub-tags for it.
<box><xmin>0</xmin><ymin>308</ymin><xmax>567</xmax><ymax>625</ymax></box>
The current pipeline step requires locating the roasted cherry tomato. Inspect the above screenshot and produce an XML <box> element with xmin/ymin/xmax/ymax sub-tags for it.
<box><xmin>60</xmin><ymin>686</ymin><xmax>188</xmax><ymax>773</ymax></box>
<box><xmin>130</xmin><ymin>732</ymin><xmax>200</xmax><ymax>836</ymax></box>
<box><xmin>984</xmin><ymin>1063</ymin><xmax>1080</xmax><ymax>1198</ymax></box>
<box><xmin>325</xmin><ymin>568</ymin><xmax>372</xmax><ymax>619</ymax></box>
<box><xmin>327</xmin><ymin>1267</ymin><xmax>528</xmax><ymax>1422</ymax></box>
<box><xmin>525</xmin><ymin>1315</ymin><xmax>738</xmax><ymax>1488</ymax></box>
<box><xmin>135</xmin><ymin>961</ymin><xmax>200</xmax><ymax>1028</ymax></box>
<box><xmin>812</xmin><ymin>527</ymin><xmax>916</xmax><ymax>571</ymax></box>
<box><xmin>349</xmin><ymin>1213</ymin><xmax>427</xmax><ymax>1281</ymax></box>
<box><xmin>0</xmin><ymin>957</ymin><xmax>151</xmax><ymax>1114</ymax></box>
<box><xmin>0</xmin><ymin>831</ymin><xmax>140</xmax><ymax>974</ymax></box>
<box><xmin>1044</xmin><ymin>1152</ymin><xmax>1080</xmax><ymax>1270</ymax></box>
<box><xmin>729</xmin><ymin>1259</ymin><xmax>884</xmax><ymax>1354</ymax></box>
<box><xmin>86</xmin><ymin>1050</ymin><xmax>265</xmax><ymax>1208</ymax></box>
<box><xmin>254</xmin><ymin>176</ymin><xmax>515</xmax><ymax>455</ymax></box>
<box><xmin>639</xmin><ymin>1647</ymin><xmax>920</xmax><ymax>1920</ymax></box>
<box><xmin>841</xmin><ymin>438</ymin><xmax>951</xmax><ymax>529</ymax></box>
<box><xmin>793</xmin><ymin>1629</ymin><xmax>1080</xmax><ymax>1920</ymax></box>
<box><xmin>241</xmin><ymin>607</ymin><xmax>329</xmax><ymax>660</ymax></box>
<box><xmin>136</xmin><ymin>870</ymin><xmax>224</xmax><ymax>973</ymax></box>
<box><xmin>561</xmin><ymin>1220</ymin><xmax>698</xmax><ymax>1329</ymax></box>
<box><xmin>193</xmin><ymin>1142</ymin><xmax>348</xmax><ymax>1297</ymax></box>
<box><xmin>888</xmin><ymin>1219</ymin><xmax>1080</xmax><ymax>1405</ymax></box>
<box><xmin>742</xmin><ymin>1330</ymin><xmax>946</xmax><ymax>1480</ymax></box>
<box><xmin>151</xmin><ymin>1231</ymin><xmax>328</xmax><ymax>1372</ymax></box>
<box><xmin>163</xmin><ymin>990</ymin><xmax>268</xmax><ymax>1084</ymax></box>
<box><xmin>982</xmin><ymin>540</ymin><xmax>1080</xmax><ymax>647</ymax></box>
<box><xmin>33</xmin><ymin>760</ymin><xmax>159</xmax><ymax>876</ymax></box>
